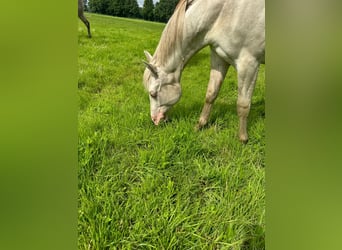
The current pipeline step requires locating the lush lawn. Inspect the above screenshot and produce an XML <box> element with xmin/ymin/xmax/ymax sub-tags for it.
<box><xmin>78</xmin><ymin>13</ymin><xmax>265</xmax><ymax>249</ymax></box>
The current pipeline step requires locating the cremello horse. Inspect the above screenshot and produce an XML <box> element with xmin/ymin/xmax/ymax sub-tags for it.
<box><xmin>143</xmin><ymin>0</ymin><xmax>265</xmax><ymax>143</ymax></box>
<box><xmin>78</xmin><ymin>0</ymin><xmax>91</xmax><ymax>38</ymax></box>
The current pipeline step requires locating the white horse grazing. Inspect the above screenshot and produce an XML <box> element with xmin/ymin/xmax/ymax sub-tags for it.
<box><xmin>143</xmin><ymin>0</ymin><xmax>265</xmax><ymax>143</ymax></box>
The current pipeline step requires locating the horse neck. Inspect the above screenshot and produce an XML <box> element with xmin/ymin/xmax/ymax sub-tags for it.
<box><xmin>181</xmin><ymin>25</ymin><xmax>208</xmax><ymax>67</ymax></box>
<box><xmin>153</xmin><ymin>1</ymin><xmax>209</xmax><ymax>76</ymax></box>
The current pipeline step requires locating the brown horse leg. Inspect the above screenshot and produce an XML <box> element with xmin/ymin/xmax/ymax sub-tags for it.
<box><xmin>196</xmin><ymin>50</ymin><xmax>229</xmax><ymax>130</ymax></box>
<box><xmin>85</xmin><ymin>19</ymin><xmax>91</xmax><ymax>38</ymax></box>
<box><xmin>78</xmin><ymin>14</ymin><xmax>91</xmax><ymax>38</ymax></box>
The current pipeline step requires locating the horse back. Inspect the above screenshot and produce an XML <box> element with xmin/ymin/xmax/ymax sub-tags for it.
<box><xmin>204</xmin><ymin>0</ymin><xmax>265</xmax><ymax>64</ymax></box>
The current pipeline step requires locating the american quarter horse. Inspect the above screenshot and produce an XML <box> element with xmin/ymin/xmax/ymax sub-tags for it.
<box><xmin>78</xmin><ymin>0</ymin><xmax>92</xmax><ymax>38</ymax></box>
<box><xmin>143</xmin><ymin>0</ymin><xmax>265</xmax><ymax>143</ymax></box>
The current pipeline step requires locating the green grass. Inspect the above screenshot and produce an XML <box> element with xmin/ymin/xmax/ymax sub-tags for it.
<box><xmin>79</xmin><ymin>13</ymin><xmax>265</xmax><ymax>249</ymax></box>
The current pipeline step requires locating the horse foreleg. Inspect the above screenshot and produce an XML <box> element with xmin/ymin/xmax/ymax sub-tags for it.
<box><xmin>196</xmin><ymin>50</ymin><xmax>229</xmax><ymax>130</ymax></box>
<box><xmin>236</xmin><ymin>55</ymin><xmax>260</xmax><ymax>143</ymax></box>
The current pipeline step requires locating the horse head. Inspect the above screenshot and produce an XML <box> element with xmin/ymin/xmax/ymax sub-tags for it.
<box><xmin>143</xmin><ymin>51</ymin><xmax>182</xmax><ymax>125</ymax></box>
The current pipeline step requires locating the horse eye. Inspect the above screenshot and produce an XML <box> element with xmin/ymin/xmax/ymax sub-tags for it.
<box><xmin>149</xmin><ymin>90</ymin><xmax>157</xmax><ymax>98</ymax></box>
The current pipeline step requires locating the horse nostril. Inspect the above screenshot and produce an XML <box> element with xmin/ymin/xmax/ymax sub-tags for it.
<box><xmin>149</xmin><ymin>90</ymin><xmax>157</xmax><ymax>98</ymax></box>
<box><xmin>151</xmin><ymin>116</ymin><xmax>158</xmax><ymax>125</ymax></box>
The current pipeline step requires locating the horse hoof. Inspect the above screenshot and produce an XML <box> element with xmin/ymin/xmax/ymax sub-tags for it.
<box><xmin>239</xmin><ymin>136</ymin><xmax>249</xmax><ymax>144</ymax></box>
<box><xmin>241</xmin><ymin>139</ymin><xmax>248</xmax><ymax>144</ymax></box>
<box><xmin>194</xmin><ymin>124</ymin><xmax>203</xmax><ymax>131</ymax></box>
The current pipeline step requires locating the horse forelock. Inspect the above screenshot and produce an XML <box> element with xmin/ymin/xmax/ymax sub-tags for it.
<box><xmin>153</xmin><ymin>0</ymin><xmax>191</xmax><ymax>66</ymax></box>
<box><xmin>143</xmin><ymin>68</ymin><xmax>151</xmax><ymax>90</ymax></box>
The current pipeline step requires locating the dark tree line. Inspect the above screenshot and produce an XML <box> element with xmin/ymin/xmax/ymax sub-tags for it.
<box><xmin>87</xmin><ymin>0</ymin><xmax>178</xmax><ymax>23</ymax></box>
<box><xmin>154</xmin><ymin>0</ymin><xmax>178</xmax><ymax>23</ymax></box>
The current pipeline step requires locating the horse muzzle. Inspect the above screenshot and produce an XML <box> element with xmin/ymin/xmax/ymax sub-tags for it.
<box><xmin>151</xmin><ymin>112</ymin><xmax>166</xmax><ymax>125</ymax></box>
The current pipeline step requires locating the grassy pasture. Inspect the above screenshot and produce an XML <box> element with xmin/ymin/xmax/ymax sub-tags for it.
<box><xmin>78</xmin><ymin>13</ymin><xmax>265</xmax><ymax>249</ymax></box>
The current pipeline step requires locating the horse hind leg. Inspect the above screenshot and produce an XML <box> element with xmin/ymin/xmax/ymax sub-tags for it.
<box><xmin>83</xmin><ymin>18</ymin><xmax>91</xmax><ymax>38</ymax></box>
<box><xmin>78</xmin><ymin>13</ymin><xmax>91</xmax><ymax>38</ymax></box>
<box><xmin>236</xmin><ymin>54</ymin><xmax>260</xmax><ymax>143</ymax></box>
<box><xmin>196</xmin><ymin>50</ymin><xmax>229</xmax><ymax>130</ymax></box>
<box><xmin>85</xmin><ymin>20</ymin><xmax>91</xmax><ymax>38</ymax></box>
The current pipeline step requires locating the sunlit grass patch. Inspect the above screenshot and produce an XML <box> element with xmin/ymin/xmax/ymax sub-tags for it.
<box><xmin>79</xmin><ymin>13</ymin><xmax>265</xmax><ymax>249</ymax></box>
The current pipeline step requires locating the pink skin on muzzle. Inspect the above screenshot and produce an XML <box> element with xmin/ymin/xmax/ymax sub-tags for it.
<box><xmin>151</xmin><ymin>112</ymin><xmax>166</xmax><ymax>125</ymax></box>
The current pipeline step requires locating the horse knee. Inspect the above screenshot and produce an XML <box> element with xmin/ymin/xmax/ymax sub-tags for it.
<box><xmin>205</xmin><ymin>88</ymin><xmax>218</xmax><ymax>103</ymax></box>
<box><xmin>205</xmin><ymin>93</ymin><xmax>214</xmax><ymax>103</ymax></box>
<box><xmin>237</xmin><ymin>98</ymin><xmax>250</xmax><ymax>117</ymax></box>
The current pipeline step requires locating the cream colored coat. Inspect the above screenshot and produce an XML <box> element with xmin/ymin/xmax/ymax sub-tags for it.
<box><xmin>143</xmin><ymin>0</ymin><xmax>265</xmax><ymax>143</ymax></box>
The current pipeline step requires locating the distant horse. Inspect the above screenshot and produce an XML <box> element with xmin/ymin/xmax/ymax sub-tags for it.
<box><xmin>78</xmin><ymin>0</ymin><xmax>91</xmax><ymax>38</ymax></box>
<box><xmin>143</xmin><ymin>0</ymin><xmax>265</xmax><ymax>143</ymax></box>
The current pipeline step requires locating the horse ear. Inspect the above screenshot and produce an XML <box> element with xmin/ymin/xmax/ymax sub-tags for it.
<box><xmin>144</xmin><ymin>50</ymin><xmax>153</xmax><ymax>62</ymax></box>
<box><xmin>143</xmin><ymin>61</ymin><xmax>158</xmax><ymax>77</ymax></box>
<box><xmin>186</xmin><ymin>0</ymin><xmax>194</xmax><ymax>10</ymax></box>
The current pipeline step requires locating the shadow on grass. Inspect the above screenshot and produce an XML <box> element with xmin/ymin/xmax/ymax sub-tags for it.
<box><xmin>241</xmin><ymin>224</ymin><xmax>265</xmax><ymax>250</ymax></box>
<box><xmin>169</xmin><ymin>98</ymin><xmax>265</xmax><ymax>130</ymax></box>
<box><xmin>186</xmin><ymin>50</ymin><xmax>210</xmax><ymax>67</ymax></box>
